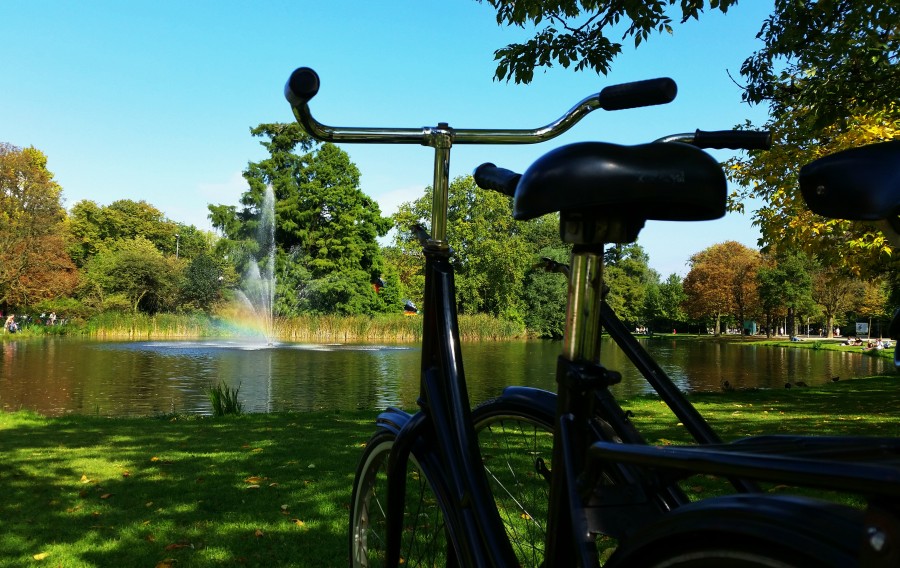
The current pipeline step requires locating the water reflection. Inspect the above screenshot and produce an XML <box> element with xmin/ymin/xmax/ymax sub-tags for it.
<box><xmin>0</xmin><ymin>338</ymin><xmax>892</xmax><ymax>417</ymax></box>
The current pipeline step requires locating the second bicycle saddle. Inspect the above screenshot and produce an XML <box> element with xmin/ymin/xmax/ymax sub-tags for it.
<box><xmin>512</xmin><ymin>141</ymin><xmax>727</xmax><ymax>222</ymax></box>
<box><xmin>799</xmin><ymin>140</ymin><xmax>900</xmax><ymax>222</ymax></box>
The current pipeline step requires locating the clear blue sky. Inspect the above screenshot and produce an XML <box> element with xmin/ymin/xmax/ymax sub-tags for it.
<box><xmin>3</xmin><ymin>1</ymin><xmax>773</xmax><ymax>278</ymax></box>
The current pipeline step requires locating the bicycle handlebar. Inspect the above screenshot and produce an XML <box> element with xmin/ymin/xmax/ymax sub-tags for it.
<box><xmin>656</xmin><ymin>129</ymin><xmax>772</xmax><ymax>150</ymax></box>
<box><xmin>285</xmin><ymin>67</ymin><xmax>677</xmax><ymax>146</ymax></box>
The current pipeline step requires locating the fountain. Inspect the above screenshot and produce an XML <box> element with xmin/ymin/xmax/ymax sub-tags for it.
<box><xmin>233</xmin><ymin>185</ymin><xmax>276</xmax><ymax>344</ymax></box>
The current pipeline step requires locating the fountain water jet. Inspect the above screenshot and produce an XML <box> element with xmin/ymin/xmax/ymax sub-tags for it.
<box><xmin>233</xmin><ymin>185</ymin><xmax>276</xmax><ymax>344</ymax></box>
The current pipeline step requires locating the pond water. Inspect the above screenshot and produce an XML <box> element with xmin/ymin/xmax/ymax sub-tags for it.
<box><xmin>0</xmin><ymin>337</ymin><xmax>892</xmax><ymax>417</ymax></box>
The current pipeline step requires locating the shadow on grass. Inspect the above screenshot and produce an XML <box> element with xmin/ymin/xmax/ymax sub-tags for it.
<box><xmin>0</xmin><ymin>411</ymin><xmax>379</xmax><ymax>567</ymax></box>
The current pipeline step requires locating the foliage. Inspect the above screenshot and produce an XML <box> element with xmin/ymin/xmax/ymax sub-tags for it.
<box><xmin>0</xmin><ymin>143</ymin><xmax>78</xmax><ymax>309</ymax></box>
<box><xmin>649</xmin><ymin>273</ymin><xmax>688</xmax><ymax>332</ymax></box>
<box><xmin>394</xmin><ymin>176</ymin><xmax>537</xmax><ymax>321</ymax></box>
<box><xmin>727</xmin><ymin>109</ymin><xmax>900</xmax><ymax>277</ymax></box>
<box><xmin>604</xmin><ymin>243</ymin><xmax>658</xmax><ymax>327</ymax></box>
<box><xmin>755</xmin><ymin>251</ymin><xmax>815</xmax><ymax>337</ymax></box>
<box><xmin>181</xmin><ymin>252</ymin><xmax>230</xmax><ymax>313</ymax></box>
<box><xmin>740</xmin><ymin>1</ymin><xmax>900</xmax><ymax>127</ymax></box>
<box><xmin>68</xmin><ymin>199</ymin><xmax>204</xmax><ymax>267</ymax></box>
<box><xmin>210</xmin><ymin>123</ymin><xmax>394</xmax><ymax>316</ymax></box>
<box><xmin>80</xmin><ymin>237</ymin><xmax>182</xmax><ymax>314</ymax></box>
<box><xmin>812</xmin><ymin>265</ymin><xmax>864</xmax><ymax>338</ymax></box>
<box><xmin>207</xmin><ymin>382</ymin><xmax>243</xmax><ymax>416</ymax></box>
<box><xmin>522</xmin><ymin>245</ymin><xmax>570</xmax><ymax>338</ymax></box>
<box><xmin>683</xmin><ymin>241</ymin><xmax>761</xmax><ymax>335</ymax></box>
<box><xmin>481</xmin><ymin>0</ymin><xmax>737</xmax><ymax>83</ymax></box>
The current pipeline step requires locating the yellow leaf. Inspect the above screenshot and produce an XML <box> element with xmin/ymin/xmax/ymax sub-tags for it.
<box><xmin>33</xmin><ymin>552</ymin><xmax>50</xmax><ymax>560</ymax></box>
<box><xmin>80</xmin><ymin>474</ymin><xmax>90</xmax><ymax>483</ymax></box>
<box><xmin>155</xmin><ymin>559</ymin><xmax>177</xmax><ymax>568</ymax></box>
<box><xmin>100</xmin><ymin>493</ymin><xmax>113</xmax><ymax>499</ymax></box>
<box><xmin>150</xmin><ymin>457</ymin><xmax>160</xmax><ymax>462</ymax></box>
<box><xmin>292</xmin><ymin>518</ymin><xmax>305</xmax><ymax>526</ymax></box>
<box><xmin>246</xmin><ymin>484</ymin><xmax>260</xmax><ymax>490</ymax></box>
<box><xmin>254</xmin><ymin>529</ymin><xmax>265</xmax><ymax>538</ymax></box>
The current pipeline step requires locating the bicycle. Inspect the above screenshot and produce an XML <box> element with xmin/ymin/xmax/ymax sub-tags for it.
<box><xmin>285</xmin><ymin>67</ymin><xmax>900</xmax><ymax>567</ymax></box>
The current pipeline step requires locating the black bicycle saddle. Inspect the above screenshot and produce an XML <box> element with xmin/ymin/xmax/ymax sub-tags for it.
<box><xmin>799</xmin><ymin>140</ymin><xmax>900</xmax><ymax>221</ymax></box>
<box><xmin>512</xmin><ymin>141</ymin><xmax>727</xmax><ymax>221</ymax></box>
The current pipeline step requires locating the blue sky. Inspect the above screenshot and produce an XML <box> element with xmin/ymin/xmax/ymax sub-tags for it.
<box><xmin>3</xmin><ymin>1</ymin><xmax>772</xmax><ymax>277</ymax></box>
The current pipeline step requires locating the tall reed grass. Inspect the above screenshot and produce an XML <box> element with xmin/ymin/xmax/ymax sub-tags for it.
<box><xmin>206</xmin><ymin>382</ymin><xmax>243</xmax><ymax>416</ymax></box>
<box><xmin>50</xmin><ymin>312</ymin><xmax>528</xmax><ymax>342</ymax></box>
<box><xmin>79</xmin><ymin>312</ymin><xmax>226</xmax><ymax>339</ymax></box>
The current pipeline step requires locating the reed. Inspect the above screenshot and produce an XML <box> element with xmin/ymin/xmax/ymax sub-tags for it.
<box><xmin>80</xmin><ymin>312</ymin><xmax>225</xmax><ymax>339</ymax></box>
<box><xmin>206</xmin><ymin>382</ymin><xmax>243</xmax><ymax>416</ymax></box>
<box><xmin>22</xmin><ymin>311</ymin><xmax>526</xmax><ymax>343</ymax></box>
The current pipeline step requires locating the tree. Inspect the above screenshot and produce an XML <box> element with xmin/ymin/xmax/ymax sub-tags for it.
<box><xmin>0</xmin><ymin>143</ymin><xmax>77</xmax><ymax>309</ymax></box>
<box><xmin>683</xmin><ymin>241</ymin><xmax>761</xmax><ymax>335</ymax></box>
<box><xmin>181</xmin><ymin>252</ymin><xmax>230</xmax><ymax>313</ymax></box>
<box><xmin>740</xmin><ymin>2</ymin><xmax>900</xmax><ymax>127</ymax></box>
<box><xmin>727</xmin><ymin>109</ymin><xmax>900</xmax><ymax>277</ymax></box>
<box><xmin>522</xmin><ymin>245</ymin><xmax>569</xmax><ymax>338</ymax></box>
<box><xmin>481</xmin><ymin>1</ymin><xmax>737</xmax><ymax>83</ymax></box>
<box><xmin>603</xmin><ymin>243</ymin><xmax>657</xmax><ymax>328</ymax></box>
<box><xmin>482</xmin><ymin>2</ymin><xmax>900</xmax><ymax>279</ymax></box>
<box><xmin>211</xmin><ymin>123</ymin><xmax>394</xmax><ymax>316</ymax></box>
<box><xmin>812</xmin><ymin>266</ymin><xmax>863</xmax><ymax>338</ymax></box>
<box><xmin>393</xmin><ymin>176</ymin><xmax>537</xmax><ymax>322</ymax></box>
<box><xmin>483</xmin><ymin>2</ymin><xmax>899</xmax><ymax>127</ymax></box>
<box><xmin>68</xmin><ymin>198</ymin><xmax>202</xmax><ymax>266</ymax></box>
<box><xmin>657</xmin><ymin>273</ymin><xmax>688</xmax><ymax>333</ymax></box>
<box><xmin>81</xmin><ymin>237</ymin><xmax>180</xmax><ymax>314</ymax></box>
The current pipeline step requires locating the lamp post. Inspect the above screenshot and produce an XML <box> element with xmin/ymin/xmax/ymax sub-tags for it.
<box><xmin>175</xmin><ymin>233</ymin><xmax>180</xmax><ymax>259</ymax></box>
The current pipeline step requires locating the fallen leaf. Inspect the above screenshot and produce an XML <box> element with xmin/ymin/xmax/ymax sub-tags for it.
<box><xmin>122</xmin><ymin>471</ymin><xmax>130</xmax><ymax>477</ymax></box>
<box><xmin>245</xmin><ymin>484</ymin><xmax>260</xmax><ymax>490</ymax></box>
<box><xmin>164</xmin><ymin>543</ymin><xmax>191</xmax><ymax>551</ymax></box>
<box><xmin>291</xmin><ymin>518</ymin><xmax>305</xmax><ymax>527</ymax></box>
<box><xmin>254</xmin><ymin>529</ymin><xmax>264</xmax><ymax>538</ymax></box>
<box><xmin>100</xmin><ymin>493</ymin><xmax>113</xmax><ymax>499</ymax></box>
<box><xmin>280</xmin><ymin>504</ymin><xmax>289</xmax><ymax>512</ymax></box>
<box><xmin>244</xmin><ymin>476</ymin><xmax>265</xmax><ymax>484</ymax></box>
<box><xmin>155</xmin><ymin>559</ymin><xmax>177</xmax><ymax>568</ymax></box>
<box><xmin>80</xmin><ymin>474</ymin><xmax>90</xmax><ymax>483</ymax></box>
<box><xmin>33</xmin><ymin>552</ymin><xmax>50</xmax><ymax>560</ymax></box>
<box><xmin>150</xmin><ymin>457</ymin><xmax>160</xmax><ymax>462</ymax></box>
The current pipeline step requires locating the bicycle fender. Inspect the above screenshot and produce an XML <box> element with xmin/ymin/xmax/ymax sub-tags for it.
<box><xmin>374</xmin><ymin>407</ymin><xmax>412</xmax><ymax>437</ymax></box>
<box><xmin>605</xmin><ymin>494</ymin><xmax>867</xmax><ymax>567</ymax></box>
<box><xmin>497</xmin><ymin>386</ymin><xmax>557</xmax><ymax>417</ymax></box>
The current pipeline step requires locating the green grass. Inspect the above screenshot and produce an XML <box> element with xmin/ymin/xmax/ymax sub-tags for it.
<box><xmin>1</xmin><ymin>375</ymin><xmax>897</xmax><ymax>566</ymax></box>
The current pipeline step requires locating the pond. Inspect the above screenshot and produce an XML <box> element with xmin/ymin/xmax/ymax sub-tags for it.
<box><xmin>0</xmin><ymin>337</ymin><xmax>892</xmax><ymax>417</ymax></box>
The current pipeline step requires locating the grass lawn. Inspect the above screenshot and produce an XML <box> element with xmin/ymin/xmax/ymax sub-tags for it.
<box><xmin>1</xmin><ymin>374</ymin><xmax>898</xmax><ymax>567</ymax></box>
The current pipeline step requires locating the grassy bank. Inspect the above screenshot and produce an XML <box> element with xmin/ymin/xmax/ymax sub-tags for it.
<box><xmin>2</xmin><ymin>375</ymin><xmax>898</xmax><ymax>567</ymax></box>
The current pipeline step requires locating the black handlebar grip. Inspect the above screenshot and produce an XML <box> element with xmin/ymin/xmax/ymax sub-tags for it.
<box><xmin>693</xmin><ymin>129</ymin><xmax>772</xmax><ymax>150</ymax></box>
<box><xmin>285</xmin><ymin>67</ymin><xmax>320</xmax><ymax>106</ymax></box>
<box><xmin>598</xmin><ymin>78</ymin><xmax>677</xmax><ymax>111</ymax></box>
<box><xmin>473</xmin><ymin>163</ymin><xmax>521</xmax><ymax>197</ymax></box>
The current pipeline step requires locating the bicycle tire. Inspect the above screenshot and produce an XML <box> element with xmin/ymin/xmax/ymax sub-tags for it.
<box><xmin>349</xmin><ymin>430</ymin><xmax>453</xmax><ymax>567</ymax></box>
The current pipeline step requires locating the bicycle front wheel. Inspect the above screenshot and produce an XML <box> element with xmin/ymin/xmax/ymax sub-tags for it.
<box><xmin>349</xmin><ymin>430</ymin><xmax>452</xmax><ymax>567</ymax></box>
